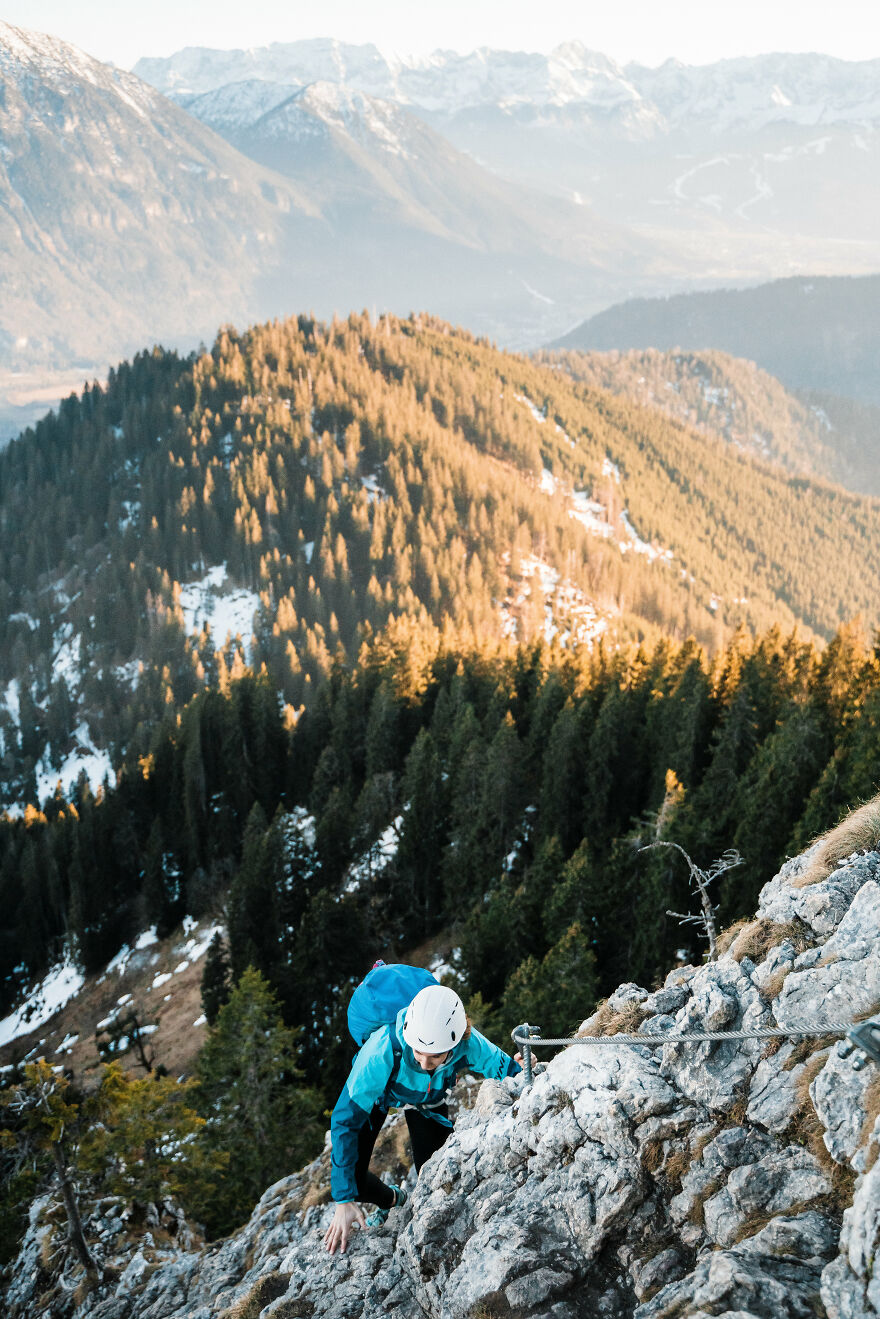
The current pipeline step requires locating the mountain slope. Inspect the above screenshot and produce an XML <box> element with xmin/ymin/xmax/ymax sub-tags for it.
<box><xmin>0</xmin><ymin>19</ymin><xmax>686</xmax><ymax>404</ymax></box>
<box><xmin>551</xmin><ymin>274</ymin><xmax>880</xmax><ymax>404</ymax></box>
<box><xmin>542</xmin><ymin>346</ymin><xmax>880</xmax><ymax>497</ymax></box>
<box><xmin>0</xmin><ymin>21</ymin><xmax>324</xmax><ymax>372</ymax></box>
<box><xmin>2</xmin><ymin>313</ymin><xmax>880</xmax><ymax>814</ymax></box>
<box><xmin>6</xmin><ymin>829</ymin><xmax>880</xmax><ymax>1318</ymax></box>
<box><xmin>171</xmin><ymin>77</ymin><xmax>671</xmax><ymax>349</ymax></box>
<box><xmin>177</xmin><ymin>78</ymin><xmax>631</xmax><ymax>263</ymax></box>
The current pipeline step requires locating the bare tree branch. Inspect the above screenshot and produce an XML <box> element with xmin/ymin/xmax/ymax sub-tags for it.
<box><xmin>641</xmin><ymin>841</ymin><xmax>742</xmax><ymax>961</ymax></box>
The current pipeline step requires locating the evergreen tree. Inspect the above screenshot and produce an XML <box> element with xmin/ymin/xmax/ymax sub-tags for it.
<box><xmin>226</xmin><ymin>803</ymin><xmax>280</xmax><ymax>981</ymax></box>
<box><xmin>200</xmin><ymin>932</ymin><xmax>231</xmax><ymax>1026</ymax></box>
<box><xmin>396</xmin><ymin>729</ymin><xmax>447</xmax><ymax>933</ymax></box>
<box><xmin>196</xmin><ymin>967</ymin><xmax>323</xmax><ymax>1235</ymax></box>
<box><xmin>141</xmin><ymin>819</ymin><xmax>171</xmax><ymax>937</ymax></box>
<box><xmin>500</xmin><ymin>923</ymin><xmax>598</xmax><ymax>1039</ymax></box>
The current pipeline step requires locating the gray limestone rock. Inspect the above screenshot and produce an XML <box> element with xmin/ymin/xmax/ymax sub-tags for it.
<box><xmin>775</xmin><ymin>880</ymin><xmax>880</xmax><ymax>1028</ymax></box>
<box><xmin>702</xmin><ymin>1146</ymin><xmax>831</xmax><ymax>1247</ymax></box>
<box><xmin>810</xmin><ymin>1045</ymin><xmax>877</xmax><ymax>1165</ymax></box>
<box><xmin>638</xmin><ymin>1212</ymin><xmax>837</xmax><ymax>1319</ymax></box>
<box><xmin>659</xmin><ymin>960</ymin><xmax>770</xmax><ymax>1112</ymax></box>
<box><xmin>642</xmin><ymin>985</ymin><xmax>690</xmax><ymax>1016</ymax></box>
<box><xmin>746</xmin><ymin>1040</ymin><xmax>804</xmax><ymax>1133</ymax></box>
<box><xmin>751</xmin><ymin>939</ymin><xmax>797</xmax><ymax>994</ymax></box>
<box><xmin>821</xmin><ymin>1118</ymin><xmax>880</xmax><ymax>1319</ymax></box>
<box><xmin>608</xmin><ymin>983</ymin><xmax>651</xmax><ymax>1010</ymax></box>
<box><xmin>9</xmin><ymin>846</ymin><xmax>880</xmax><ymax>1319</ymax></box>
<box><xmin>758</xmin><ymin>850</ymin><xmax>880</xmax><ymax>938</ymax></box>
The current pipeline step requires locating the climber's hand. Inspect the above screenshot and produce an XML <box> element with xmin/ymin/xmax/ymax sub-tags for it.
<box><xmin>323</xmin><ymin>1201</ymin><xmax>365</xmax><ymax>1254</ymax></box>
<box><xmin>514</xmin><ymin>1052</ymin><xmax>523</xmax><ymax>1065</ymax></box>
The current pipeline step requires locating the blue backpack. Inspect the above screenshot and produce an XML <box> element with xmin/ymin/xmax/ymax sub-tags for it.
<box><xmin>347</xmin><ymin>960</ymin><xmax>438</xmax><ymax>1047</ymax></box>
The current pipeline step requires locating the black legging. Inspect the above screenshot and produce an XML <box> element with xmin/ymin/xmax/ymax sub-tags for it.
<box><xmin>355</xmin><ymin>1104</ymin><xmax>451</xmax><ymax>1209</ymax></box>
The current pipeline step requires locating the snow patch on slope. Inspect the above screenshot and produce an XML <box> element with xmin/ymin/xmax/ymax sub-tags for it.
<box><xmin>0</xmin><ymin>956</ymin><xmax>85</xmax><ymax>1048</ymax></box>
<box><xmin>36</xmin><ymin>723</ymin><xmax>113</xmax><ymax>803</ymax></box>
<box><xmin>178</xmin><ymin>564</ymin><xmax>260</xmax><ymax>648</ymax></box>
<box><xmin>500</xmin><ymin>554</ymin><xmax>608</xmax><ymax>648</ymax></box>
<box><xmin>344</xmin><ymin>816</ymin><xmax>403</xmax><ymax>893</ymax></box>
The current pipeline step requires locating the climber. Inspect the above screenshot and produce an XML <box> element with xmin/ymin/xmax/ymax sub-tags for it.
<box><xmin>323</xmin><ymin>980</ymin><xmax>523</xmax><ymax>1254</ymax></box>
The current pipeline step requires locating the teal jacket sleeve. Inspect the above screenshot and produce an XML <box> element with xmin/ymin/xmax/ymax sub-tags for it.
<box><xmin>462</xmin><ymin>1026</ymin><xmax>522</xmax><ymax>1080</ymax></box>
<box><xmin>330</xmin><ymin>1028</ymin><xmax>395</xmax><ymax>1202</ymax></box>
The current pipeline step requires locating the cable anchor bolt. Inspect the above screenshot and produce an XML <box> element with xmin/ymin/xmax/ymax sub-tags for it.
<box><xmin>846</xmin><ymin>1018</ymin><xmax>880</xmax><ymax>1071</ymax></box>
<box><xmin>512</xmin><ymin>1023</ymin><xmax>542</xmax><ymax>1086</ymax></box>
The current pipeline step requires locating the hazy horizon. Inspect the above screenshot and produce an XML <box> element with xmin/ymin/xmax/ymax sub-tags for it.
<box><xmin>4</xmin><ymin>0</ymin><xmax>880</xmax><ymax>73</ymax></box>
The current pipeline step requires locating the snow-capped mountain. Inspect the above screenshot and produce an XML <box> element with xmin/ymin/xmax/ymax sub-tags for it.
<box><xmin>0</xmin><ymin>20</ymin><xmax>679</xmax><ymax>419</ymax></box>
<box><xmin>179</xmin><ymin>79</ymin><xmax>426</xmax><ymax>155</ymax></box>
<box><xmin>137</xmin><ymin>39</ymin><xmax>880</xmax><ymax>131</ymax></box>
<box><xmin>136</xmin><ymin>38</ymin><xmax>647</xmax><ymax>115</ymax></box>
<box><xmin>632</xmin><ymin>52</ymin><xmax>880</xmax><ymax>131</ymax></box>
<box><xmin>137</xmin><ymin>40</ymin><xmax>880</xmax><ymax>284</ymax></box>
<box><xmin>0</xmin><ymin>20</ymin><xmax>326</xmax><ymax>375</ymax></box>
<box><xmin>174</xmin><ymin>77</ymin><xmax>654</xmax><ymax>275</ymax></box>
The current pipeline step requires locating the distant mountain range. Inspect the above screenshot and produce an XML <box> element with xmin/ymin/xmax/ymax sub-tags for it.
<box><xmin>551</xmin><ymin>274</ymin><xmax>880</xmax><ymax>404</ymax></box>
<box><xmin>0</xmin><ymin>23</ymin><xmax>672</xmax><ymax>385</ymax></box>
<box><xmin>136</xmin><ymin>40</ymin><xmax>880</xmax><ymax>129</ymax></box>
<box><xmin>0</xmin><ymin>23</ymin><xmax>327</xmax><ymax>372</ymax></box>
<box><xmin>2</xmin><ymin>23</ymin><xmax>879</xmax><ymax>435</ymax></box>
<box><xmin>138</xmin><ymin>40</ymin><xmax>880</xmax><ymax>283</ymax></box>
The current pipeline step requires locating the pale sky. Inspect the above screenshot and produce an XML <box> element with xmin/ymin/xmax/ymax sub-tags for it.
<box><xmin>5</xmin><ymin>0</ymin><xmax>880</xmax><ymax>71</ymax></box>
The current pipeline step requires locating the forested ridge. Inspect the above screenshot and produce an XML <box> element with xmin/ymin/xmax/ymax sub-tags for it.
<box><xmin>1</xmin><ymin>313</ymin><xmax>879</xmax><ymax>810</ymax></box>
<box><xmin>541</xmin><ymin>346</ymin><xmax>880</xmax><ymax>498</ymax></box>
<box><xmin>2</xmin><ymin>313</ymin><xmax>880</xmax><ymax>1264</ymax></box>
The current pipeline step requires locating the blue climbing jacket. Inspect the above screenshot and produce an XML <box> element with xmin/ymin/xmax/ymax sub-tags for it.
<box><xmin>330</xmin><ymin>1005</ymin><xmax>521</xmax><ymax>1202</ymax></box>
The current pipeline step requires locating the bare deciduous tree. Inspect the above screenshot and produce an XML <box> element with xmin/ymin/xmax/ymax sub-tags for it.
<box><xmin>640</xmin><ymin>841</ymin><xmax>742</xmax><ymax>961</ymax></box>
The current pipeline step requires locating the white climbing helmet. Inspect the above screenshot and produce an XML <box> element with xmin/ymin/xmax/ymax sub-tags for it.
<box><xmin>402</xmin><ymin>984</ymin><xmax>467</xmax><ymax>1054</ymax></box>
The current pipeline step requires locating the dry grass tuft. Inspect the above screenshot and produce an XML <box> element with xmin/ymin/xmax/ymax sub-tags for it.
<box><xmin>685</xmin><ymin>1174</ymin><xmax>724</xmax><ymax>1228</ymax></box>
<box><xmin>782</xmin><ymin>1037</ymin><xmax>838</xmax><ymax>1072</ymax></box>
<box><xmin>299</xmin><ymin>1178</ymin><xmax>331</xmax><ymax>1212</ymax></box>
<box><xmin>468</xmin><ymin>1296</ymin><xmax>512</xmax><ymax>1319</ymax></box>
<box><xmin>640</xmin><ymin>1139</ymin><xmax>666</xmax><ymax>1175</ymax></box>
<box><xmin>724</xmin><ymin>1092</ymin><xmax>750</xmax><ymax>1128</ymax></box>
<box><xmin>661</xmin><ymin>1145</ymin><xmax>696</xmax><ymax>1191</ymax></box>
<box><xmin>715</xmin><ymin>918</ymin><xmax>751</xmax><ymax>956</ymax></box>
<box><xmin>578</xmin><ymin>998</ymin><xmax>650</xmax><ymax>1038</ymax></box>
<box><xmin>647</xmin><ymin>1125</ymin><xmax>719</xmax><ymax>1199</ymax></box>
<box><xmin>218</xmin><ymin>1272</ymin><xmax>291</xmax><ymax>1319</ymax></box>
<box><xmin>792</xmin><ymin>794</ymin><xmax>880</xmax><ymax>889</ymax></box>
<box><xmin>787</xmin><ymin>1048</ymin><xmax>856</xmax><ymax>1213</ymax></box>
<box><xmin>760</xmin><ymin>969</ymin><xmax>792</xmax><ymax>1001</ymax></box>
<box><xmin>664</xmin><ymin>1144</ymin><xmax>696</xmax><ymax>1197</ymax></box>
<box><xmin>858</xmin><ymin>1077</ymin><xmax>880</xmax><ymax>1169</ymax></box>
<box><xmin>728</xmin><ymin>918</ymin><xmax>812</xmax><ymax>965</ymax></box>
<box><xmin>270</xmin><ymin>1301</ymin><xmax>315</xmax><ymax>1319</ymax></box>
<box><xmin>72</xmin><ymin>1277</ymin><xmax>94</xmax><ymax>1307</ymax></box>
<box><xmin>38</xmin><ymin>1225</ymin><xmax>57</xmax><ymax>1271</ymax></box>
<box><xmin>731</xmin><ymin>1196</ymin><xmax>834</xmax><ymax>1246</ymax></box>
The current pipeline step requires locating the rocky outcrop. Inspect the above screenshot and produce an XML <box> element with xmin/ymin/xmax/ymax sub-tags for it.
<box><xmin>6</xmin><ymin>848</ymin><xmax>880</xmax><ymax>1319</ymax></box>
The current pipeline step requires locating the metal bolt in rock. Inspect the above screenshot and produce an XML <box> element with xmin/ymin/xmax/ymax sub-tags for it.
<box><xmin>848</xmin><ymin>1019</ymin><xmax>880</xmax><ymax>1070</ymax></box>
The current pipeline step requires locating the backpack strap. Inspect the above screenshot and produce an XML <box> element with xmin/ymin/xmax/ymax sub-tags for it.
<box><xmin>389</xmin><ymin>1023</ymin><xmax>403</xmax><ymax>1074</ymax></box>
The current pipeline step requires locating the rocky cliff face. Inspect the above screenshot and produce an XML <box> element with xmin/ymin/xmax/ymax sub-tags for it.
<box><xmin>7</xmin><ymin>842</ymin><xmax>880</xmax><ymax>1319</ymax></box>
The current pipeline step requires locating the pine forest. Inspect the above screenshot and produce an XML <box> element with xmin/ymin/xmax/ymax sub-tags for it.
<box><xmin>2</xmin><ymin>312</ymin><xmax>880</xmax><ymax>1260</ymax></box>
